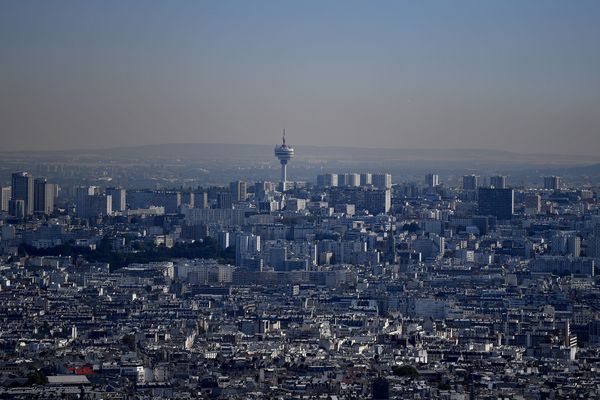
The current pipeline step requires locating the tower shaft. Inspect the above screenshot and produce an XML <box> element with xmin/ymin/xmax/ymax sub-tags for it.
<box><xmin>281</xmin><ymin>163</ymin><xmax>287</xmax><ymax>191</ymax></box>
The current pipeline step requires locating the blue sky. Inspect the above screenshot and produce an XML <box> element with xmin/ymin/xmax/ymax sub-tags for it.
<box><xmin>1</xmin><ymin>1</ymin><xmax>599</xmax><ymax>153</ymax></box>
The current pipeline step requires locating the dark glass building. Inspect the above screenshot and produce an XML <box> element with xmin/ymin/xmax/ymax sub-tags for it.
<box><xmin>478</xmin><ymin>188</ymin><xmax>514</xmax><ymax>220</ymax></box>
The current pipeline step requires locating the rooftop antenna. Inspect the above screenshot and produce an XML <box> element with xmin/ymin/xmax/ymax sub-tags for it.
<box><xmin>282</xmin><ymin>128</ymin><xmax>286</xmax><ymax>145</ymax></box>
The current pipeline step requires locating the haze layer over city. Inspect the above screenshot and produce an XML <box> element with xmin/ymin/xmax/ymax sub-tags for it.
<box><xmin>1</xmin><ymin>1</ymin><xmax>600</xmax><ymax>399</ymax></box>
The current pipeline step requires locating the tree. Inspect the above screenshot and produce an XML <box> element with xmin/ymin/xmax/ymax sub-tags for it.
<box><xmin>392</xmin><ymin>365</ymin><xmax>419</xmax><ymax>378</ymax></box>
<box><xmin>122</xmin><ymin>334</ymin><xmax>136</xmax><ymax>351</ymax></box>
<box><xmin>26</xmin><ymin>370</ymin><xmax>48</xmax><ymax>385</ymax></box>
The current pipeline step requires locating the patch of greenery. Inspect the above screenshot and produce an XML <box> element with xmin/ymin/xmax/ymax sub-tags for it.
<box><xmin>26</xmin><ymin>370</ymin><xmax>48</xmax><ymax>385</ymax></box>
<box><xmin>392</xmin><ymin>365</ymin><xmax>419</xmax><ymax>378</ymax></box>
<box><xmin>19</xmin><ymin>236</ymin><xmax>235</xmax><ymax>271</ymax></box>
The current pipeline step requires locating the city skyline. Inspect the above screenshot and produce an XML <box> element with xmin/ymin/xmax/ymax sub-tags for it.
<box><xmin>1</xmin><ymin>159</ymin><xmax>599</xmax><ymax>398</ymax></box>
<box><xmin>2</xmin><ymin>2</ymin><xmax>600</xmax><ymax>397</ymax></box>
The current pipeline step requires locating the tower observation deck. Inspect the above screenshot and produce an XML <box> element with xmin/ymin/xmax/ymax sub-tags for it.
<box><xmin>274</xmin><ymin>129</ymin><xmax>295</xmax><ymax>191</ymax></box>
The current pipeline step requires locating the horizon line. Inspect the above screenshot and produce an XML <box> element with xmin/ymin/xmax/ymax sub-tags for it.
<box><xmin>3</xmin><ymin>141</ymin><xmax>600</xmax><ymax>159</ymax></box>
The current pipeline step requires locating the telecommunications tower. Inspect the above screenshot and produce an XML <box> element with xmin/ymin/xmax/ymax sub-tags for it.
<box><xmin>274</xmin><ymin>129</ymin><xmax>295</xmax><ymax>191</ymax></box>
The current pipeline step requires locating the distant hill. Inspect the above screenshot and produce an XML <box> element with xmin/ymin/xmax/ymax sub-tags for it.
<box><xmin>3</xmin><ymin>143</ymin><xmax>598</xmax><ymax>167</ymax></box>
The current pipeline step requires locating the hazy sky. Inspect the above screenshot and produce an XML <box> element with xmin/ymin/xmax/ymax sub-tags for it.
<box><xmin>1</xmin><ymin>1</ymin><xmax>600</xmax><ymax>154</ymax></box>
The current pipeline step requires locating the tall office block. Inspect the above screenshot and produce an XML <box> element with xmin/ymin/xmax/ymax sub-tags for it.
<box><xmin>364</xmin><ymin>189</ymin><xmax>391</xmax><ymax>215</ymax></box>
<box><xmin>194</xmin><ymin>191</ymin><xmax>208</xmax><ymax>209</ymax></box>
<box><xmin>524</xmin><ymin>194</ymin><xmax>541</xmax><ymax>214</ymax></box>
<box><xmin>11</xmin><ymin>172</ymin><xmax>34</xmax><ymax>216</ymax></box>
<box><xmin>589</xmin><ymin>225</ymin><xmax>600</xmax><ymax>258</ymax></box>
<box><xmin>217</xmin><ymin>192</ymin><xmax>232</xmax><ymax>209</ymax></box>
<box><xmin>76</xmin><ymin>193</ymin><xmax>112</xmax><ymax>218</ymax></box>
<box><xmin>9</xmin><ymin>200</ymin><xmax>25</xmax><ymax>219</ymax></box>
<box><xmin>372</xmin><ymin>174</ymin><xmax>392</xmax><ymax>189</ymax></box>
<box><xmin>106</xmin><ymin>187</ymin><xmax>127</xmax><ymax>212</ymax></box>
<box><xmin>34</xmin><ymin>178</ymin><xmax>55</xmax><ymax>215</ymax></box>
<box><xmin>269</xmin><ymin>246</ymin><xmax>288</xmax><ymax>271</ymax></box>
<box><xmin>91</xmin><ymin>194</ymin><xmax>112</xmax><ymax>218</ymax></box>
<box><xmin>180</xmin><ymin>191</ymin><xmax>194</xmax><ymax>208</ymax></box>
<box><xmin>478</xmin><ymin>188</ymin><xmax>514</xmax><ymax>220</ymax></box>
<box><xmin>360</xmin><ymin>173</ymin><xmax>372</xmax><ymax>186</ymax></box>
<box><xmin>75</xmin><ymin>186</ymin><xmax>100</xmax><ymax>218</ymax></box>
<box><xmin>235</xmin><ymin>233</ymin><xmax>261</xmax><ymax>266</ymax></box>
<box><xmin>0</xmin><ymin>187</ymin><xmax>10</xmax><ymax>212</ymax></box>
<box><xmin>217</xmin><ymin>231</ymin><xmax>230</xmax><ymax>250</ymax></box>
<box><xmin>490</xmin><ymin>175</ymin><xmax>507</xmax><ymax>189</ymax></box>
<box><xmin>229</xmin><ymin>181</ymin><xmax>247</xmax><ymax>203</ymax></box>
<box><xmin>567</xmin><ymin>234</ymin><xmax>581</xmax><ymax>258</ymax></box>
<box><xmin>317</xmin><ymin>173</ymin><xmax>338</xmax><ymax>188</ymax></box>
<box><xmin>346</xmin><ymin>173</ymin><xmax>360</xmax><ymax>187</ymax></box>
<box><xmin>544</xmin><ymin>176</ymin><xmax>561</xmax><ymax>190</ymax></box>
<box><xmin>425</xmin><ymin>173</ymin><xmax>439</xmax><ymax>188</ymax></box>
<box><xmin>338</xmin><ymin>174</ymin><xmax>348</xmax><ymax>187</ymax></box>
<box><xmin>463</xmin><ymin>175</ymin><xmax>480</xmax><ymax>191</ymax></box>
<box><xmin>252</xmin><ymin>183</ymin><xmax>264</xmax><ymax>202</ymax></box>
